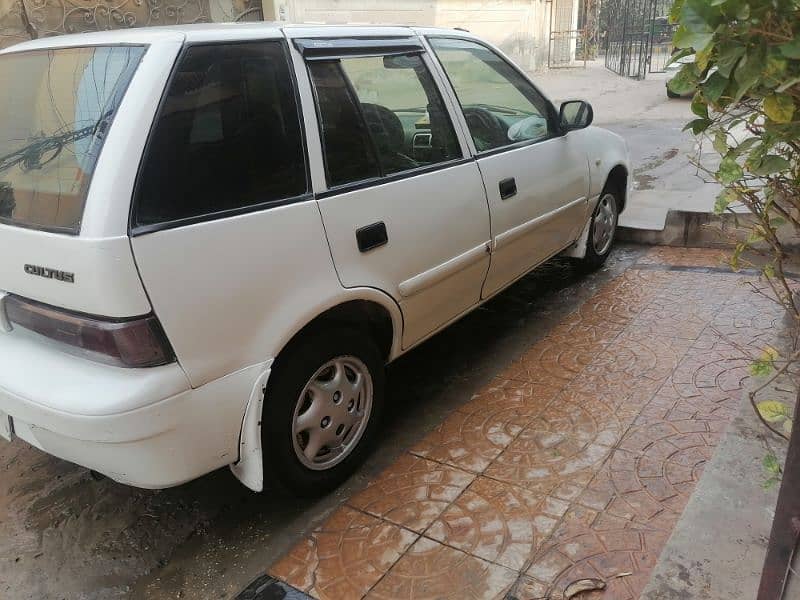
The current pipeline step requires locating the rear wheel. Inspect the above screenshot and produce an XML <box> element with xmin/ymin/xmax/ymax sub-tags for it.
<box><xmin>577</xmin><ymin>189</ymin><xmax>619</xmax><ymax>271</ymax></box>
<box><xmin>262</xmin><ymin>327</ymin><xmax>385</xmax><ymax>496</ymax></box>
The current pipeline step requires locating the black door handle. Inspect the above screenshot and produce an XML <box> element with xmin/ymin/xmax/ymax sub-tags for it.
<box><xmin>356</xmin><ymin>222</ymin><xmax>388</xmax><ymax>252</ymax></box>
<box><xmin>499</xmin><ymin>177</ymin><xmax>517</xmax><ymax>200</ymax></box>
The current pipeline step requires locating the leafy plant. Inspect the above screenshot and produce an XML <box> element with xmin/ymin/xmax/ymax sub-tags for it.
<box><xmin>762</xmin><ymin>452</ymin><xmax>782</xmax><ymax>489</ymax></box>
<box><xmin>669</xmin><ymin>0</ymin><xmax>799</xmax><ymax>446</ymax></box>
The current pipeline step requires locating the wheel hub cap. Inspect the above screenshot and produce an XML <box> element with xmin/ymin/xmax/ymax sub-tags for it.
<box><xmin>593</xmin><ymin>193</ymin><xmax>617</xmax><ymax>255</ymax></box>
<box><xmin>291</xmin><ymin>356</ymin><xmax>373</xmax><ymax>471</ymax></box>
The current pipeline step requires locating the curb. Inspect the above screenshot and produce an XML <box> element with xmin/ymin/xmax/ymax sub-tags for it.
<box><xmin>618</xmin><ymin>208</ymin><xmax>800</xmax><ymax>249</ymax></box>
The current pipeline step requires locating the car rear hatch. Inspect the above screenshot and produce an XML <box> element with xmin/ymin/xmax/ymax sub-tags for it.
<box><xmin>0</xmin><ymin>37</ymin><xmax>180</xmax><ymax>368</ymax></box>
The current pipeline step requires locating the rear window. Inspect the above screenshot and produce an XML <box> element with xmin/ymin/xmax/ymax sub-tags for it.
<box><xmin>132</xmin><ymin>41</ymin><xmax>308</xmax><ymax>229</ymax></box>
<box><xmin>0</xmin><ymin>45</ymin><xmax>146</xmax><ymax>234</ymax></box>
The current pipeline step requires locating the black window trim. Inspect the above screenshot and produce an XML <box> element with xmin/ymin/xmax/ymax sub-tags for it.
<box><xmin>315</xmin><ymin>156</ymin><xmax>473</xmax><ymax>200</ymax></box>
<box><xmin>0</xmin><ymin>42</ymin><xmax>150</xmax><ymax>236</ymax></box>
<box><xmin>305</xmin><ymin>49</ymin><xmax>467</xmax><ymax>194</ymax></box>
<box><xmin>129</xmin><ymin>38</ymin><xmax>312</xmax><ymax>237</ymax></box>
<box><xmin>293</xmin><ymin>37</ymin><xmax>424</xmax><ymax>60</ymax></box>
<box><xmin>425</xmin><ymin>34</ymin><xmax>563</xmax><ymax>158</ymax></box>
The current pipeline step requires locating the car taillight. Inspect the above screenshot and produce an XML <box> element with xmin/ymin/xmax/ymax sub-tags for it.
<box><xmin>3</xmin><ymin>295</ymin><xmax>174</xmax><ymax>368</ymax></box>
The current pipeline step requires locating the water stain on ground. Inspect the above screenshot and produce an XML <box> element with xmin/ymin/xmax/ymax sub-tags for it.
<box><xmin>634</xmin><ymin>147</ymin><xmax>682</xmax><ymax>190</ymax></box>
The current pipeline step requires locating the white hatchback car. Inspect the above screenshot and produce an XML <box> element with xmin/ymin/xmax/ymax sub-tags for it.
<box><xmin>0</xmin><ymin>23</ymin><xmax>629</xmax><ymax>495</ymax></box>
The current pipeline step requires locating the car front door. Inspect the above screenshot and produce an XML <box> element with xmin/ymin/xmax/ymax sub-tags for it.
<box><xmin>427</xmin><ymin>36</ymin><xmax>590</xmax><ymax>298</ymax></box>
<box><xmin>293</xmin><ymin>36</ymin><xmax>491</xmax><ymax>347</ymax></box>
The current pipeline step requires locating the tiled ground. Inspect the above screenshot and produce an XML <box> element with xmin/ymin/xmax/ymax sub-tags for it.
<box><xmin>265</xmin><ymin>248</ymin><xmax>784</xmax><ymax>600</ymax></box>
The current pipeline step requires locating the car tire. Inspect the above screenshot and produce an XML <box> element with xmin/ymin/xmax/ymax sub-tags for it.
<box><xmin>261</xmin><ymin>326</ymin><xmax>385</xmax><ymax>497</ymax></box>
<box><xmin>576</xmin><ymin>186</ymin><xmax>620</xmax><ymax>271</ymax></box>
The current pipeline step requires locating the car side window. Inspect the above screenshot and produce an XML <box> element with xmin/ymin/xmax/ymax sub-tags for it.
<box><xmin>133</xmin><ymin>41</ymin><xmax>308</xmax><ymax>228</ymax></box>
<box><xmin>308</xmin><ymin>53</ymin><xmax>462</xmax><ymax>188</ymax></box>
<box><xmin>428</xmin><ymin>37</ymin><xmax>554</xmax><ymax>152</ymax></box>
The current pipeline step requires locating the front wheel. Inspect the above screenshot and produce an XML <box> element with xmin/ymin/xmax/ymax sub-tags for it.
<box><xmin>261</xmin><ymin>327</ymin><xmax>385</xmax><ymax>496</ymax></box>
<box><xmin>577</xmin><ymin>189</ymin><xmax>619</xmax><ymax>271</ymax></box>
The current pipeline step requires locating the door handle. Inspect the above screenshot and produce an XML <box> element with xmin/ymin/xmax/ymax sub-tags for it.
<box><xmin>356</xmin><ymin>221</ymin><xmax>388</xmax><ymax>253</ymax></box>
<box><xmin>499</xmin><ymin>177</ymin><xmax>517</xmax><ymax>200</ymax></box>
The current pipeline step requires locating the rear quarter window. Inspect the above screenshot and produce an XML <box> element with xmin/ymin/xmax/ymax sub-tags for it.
<box><xmin>132</xmin><ymin>41</ymin><xmax>308</xmax><ymax>230</ymax></box>
<box><xmin>0</xmin><ymin>45</ymin><xmax>146</xmax><ymax>234</ymax></box>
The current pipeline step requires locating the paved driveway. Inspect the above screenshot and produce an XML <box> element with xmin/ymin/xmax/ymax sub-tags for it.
<box><xmin>248</xmin><ymin>248</ymin><xmax>784</xmax><ymax>600</ymax></box>
<box><xmin>0</xmin><ymin>247</ymin><xmax>641</xmax><ymax>600</ymax></box>
<box><xmin>1</xmin><ymin>245</ymin><xmax>783</xmax><ymax>600</ymax></box>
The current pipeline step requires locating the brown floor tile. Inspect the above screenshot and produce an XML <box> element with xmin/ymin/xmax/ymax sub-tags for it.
<box><xmin>266</xmin><ymin>254</ymin><xmax>787</xmax><ymax>600</ymax></box>
<box><xmin>484</xmin><ymin>427</ymin><xmax>613</xmax><ymax>497</ymax></box>
<box><xmin>527</xmin><ymin>391</ymin><xmax>638</xmax><ymax>448</ymax></box>
<box><xmin>348</xmin><ymin>454</ymin><xmax>475</xmax><ymax>533</ymax></box>
<box><xmin>426</xmin><ymin>476</ymin><xmax>569</xmax><ymax>570</ymax></box>
<box><xmin>636</xmin><ymin>247</ymin><xmax>728</xmax><ymax>267</ymax></box>
<box><xmin>365</xmin><ymin>537</ymin><xmax>517</xmax><ymax>600</ymax></box>
<box><xmin>268</xmin><ymin>506</ymin><xmax>417</xmax><ymax>600</ymax></box>
<box><xmin>410</xmin><ymin>380</ymin><xmax>555</xmax><ymax>474</ymax></box>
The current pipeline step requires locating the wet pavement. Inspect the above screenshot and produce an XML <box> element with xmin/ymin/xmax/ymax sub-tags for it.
<box><xmin>0</xmin><ymin>246</ymin><xmax>647</xmax><ymax>600</ymax></box>
<box><xmin>260</xmin><ymin>247</ymin><xmax>787</xmax><ymax>600</ymax></box>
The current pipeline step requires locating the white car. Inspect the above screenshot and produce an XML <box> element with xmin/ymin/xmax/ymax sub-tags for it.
<box><xmin>0</xmin><ymin>23</ymin><xmax>629</xmax><ymax>495</ymax></box>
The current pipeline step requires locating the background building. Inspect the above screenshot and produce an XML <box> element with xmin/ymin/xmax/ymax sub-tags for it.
<box><xmin>0</xmin><ymin>0</ymin><xmax>583</xmax><ymax>71</ymax></box>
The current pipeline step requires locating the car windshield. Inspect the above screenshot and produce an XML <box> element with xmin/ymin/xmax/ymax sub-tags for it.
<box><xmin>0</xmin><ymin>45</ymin><xmax>146</xmax><ymax>234</ymax></box>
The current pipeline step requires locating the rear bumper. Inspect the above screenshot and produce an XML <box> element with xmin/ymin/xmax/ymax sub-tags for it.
<box><xmin>0</xmin><ymin>330</ymin><xmax>262</xmax><ymax>488</ymax></box>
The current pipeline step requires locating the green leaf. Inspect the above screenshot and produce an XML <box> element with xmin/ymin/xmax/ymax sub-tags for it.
<box><xmin>763</xmin><ymin>452</ymin><xmax>781</xmax><ymax>475</ymax></box>
<box><xmin>703</xmin><ymin>72</ymin><xmax>729</xmax><ymax>103</ymax></box>
<box><xmin>763</xmin><ymin>93</ymin><xmax>795</xmax><ymax>123</ymax></box>
<box><xmin>714</xmin><ymin>188</ymin><xmax>737</xmax><ymax>213</ymax></box>
<box><xmin>784</xmin><ymin>418</ymin><xmax>794</xmax><ymax>435</ymax></box>
<box><xmin>684</xmin><ymin>118</ymin><xmax>712</xmax><ymax>134</ymax></box>
<box><xmin>713</xmin><ymin>130</ymin><xmax>728</xmax><ymax>154</ymax></box>
<box><xmin>731</xmin><ymin>137</ymin><xmax>759</xmax><ymax>156</ymax></box>
<box><xmin>716</xmin><ymin>44</ymin><xmax>745</xmax><ymax>78</ymax></box>
<box><xmin>673</xmin><ymin>26</ymin><xmax>713</xmax><ymax>51</ymax></box>
<box><xmin>696</xmin><ymin>44</ymin><xmax>712</xmax><ymax>72</ymax></box>
<box><xmin>734</xmin><ymin>46</ymin><xmax>767</xmax><ymax>99</ymax></box>
<box><xmin>779</xmin><ymin>38</ymin><xmax>800</xmax><ymax>59</ymax></box>
<box><xmin>757</xmin><ymin>401</ymin><xmax>790</xmax><ymax>422</ymax></box>
<box><xmin>735</xmin><ymin>2</ymin><xmax>749</xmax><ymax>19</ymax></box>
<box><xmin>750</xmin><ymin>155</ymin><xmax>790</xmax><ymax>176</ymax></box>
<box><xmin>669</xmin><ymin>0</ymin><xmax>685</xmax><ymax>23</ymax></box>
<box><xmin>667</xmin><ymin>47</ymin><xmax>694</xmax><ymax>67</ymax></box>
<box><xmin>691</xmin><ymin>94</ymin><xmax>709</xmax><ymax>118</ymax></box>
<box><xmin>717</xmin><ymin>155</ymin><xmax>743</xmax><ymax>183</ymax></box>
<box><xmin>669</xmin><ymin>63</ymin><xmax>700</xmax><ymax>94</ymax></box>
<box><xmin>681</xmin><ymin>0</ymin><xmax>721</xmax><ymax>32</ymax></box>
<box><xmin>763</xmin><ymin>55</ymin><xmax>788</xmax><ymax>89</ymax></box>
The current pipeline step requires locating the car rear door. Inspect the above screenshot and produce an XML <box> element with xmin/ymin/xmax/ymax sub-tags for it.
<box><xmin>426</xmin><ymin>36</ymin><xmax>590</xmax><ymax>298</ymax></box>
<box><xmin>290</xmin><ymin>33</ymin><xmax>491</xmax><ymax>347</ymax></box>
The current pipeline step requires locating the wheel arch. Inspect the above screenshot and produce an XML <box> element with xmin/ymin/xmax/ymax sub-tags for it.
<box><xmin>603</xmin><ymin>164</ymin><xmax>628</xmax><ymax>213</ymax></box>
<box><xmin>229</xmin><ymin>289</ymin><xmax>402</xmax><ymax>492</ymax></box>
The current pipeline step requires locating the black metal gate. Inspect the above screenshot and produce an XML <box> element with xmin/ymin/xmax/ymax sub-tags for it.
<box><xmin>603</xmin><ymin>0</ymin><xmax>675</xmax><ymax>79</ymax></box>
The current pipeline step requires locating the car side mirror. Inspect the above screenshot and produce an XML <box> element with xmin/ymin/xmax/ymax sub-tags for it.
<box><xmin>559</xmin><ymin>100</ymin><xmax>593</xmax><ymax>132</ymax></box>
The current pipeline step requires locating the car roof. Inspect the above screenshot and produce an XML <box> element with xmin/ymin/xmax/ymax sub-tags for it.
<box><xmin>0</xmin><ymin>23</ymin><xmax>470</xmax><ymax>54</ymax></box>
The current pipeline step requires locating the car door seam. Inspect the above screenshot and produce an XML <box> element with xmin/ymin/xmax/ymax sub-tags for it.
<box><xmin>494</xmin><ymin>195</ymin><xmax>587</xmax><ymax>250</ymax></box>
<box><xmin>397</xmin><ymin>242</ymin><xmax>490</xmax><ymax>298</ymax></box>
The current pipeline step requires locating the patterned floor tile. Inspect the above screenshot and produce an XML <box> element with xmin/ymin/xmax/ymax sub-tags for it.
<box><xmin>264</xmin><ymin>249</ymin><xmax>787</xmax><ymax>600</ymax></box>
<box><xmin>410</xmin><ymin>380</ymin><xmax>555</xmax><ymax>473</ymax></box>
<box><xmin>347</xmin><ymin>454</ymin><xmax>475</xmax><ymax>532</ymax></box>
<box><xmin>484</xmin><ymin>428</ymin><xmax>613</xmax><ymax>497</ymax></box>
<box><xmin>268</xmin><ymin>506</ymin><xmax>417</xmax><ymax>600</ymax></box>
<box><xmin>365</xmin><ymin>537</ymin><xmax>517</xmax><ymax>600</ymax></box>
<box><xmin>426</xmin><ymin>476</ymin><xmax>569</xmax><ymax>570</ymax></box>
